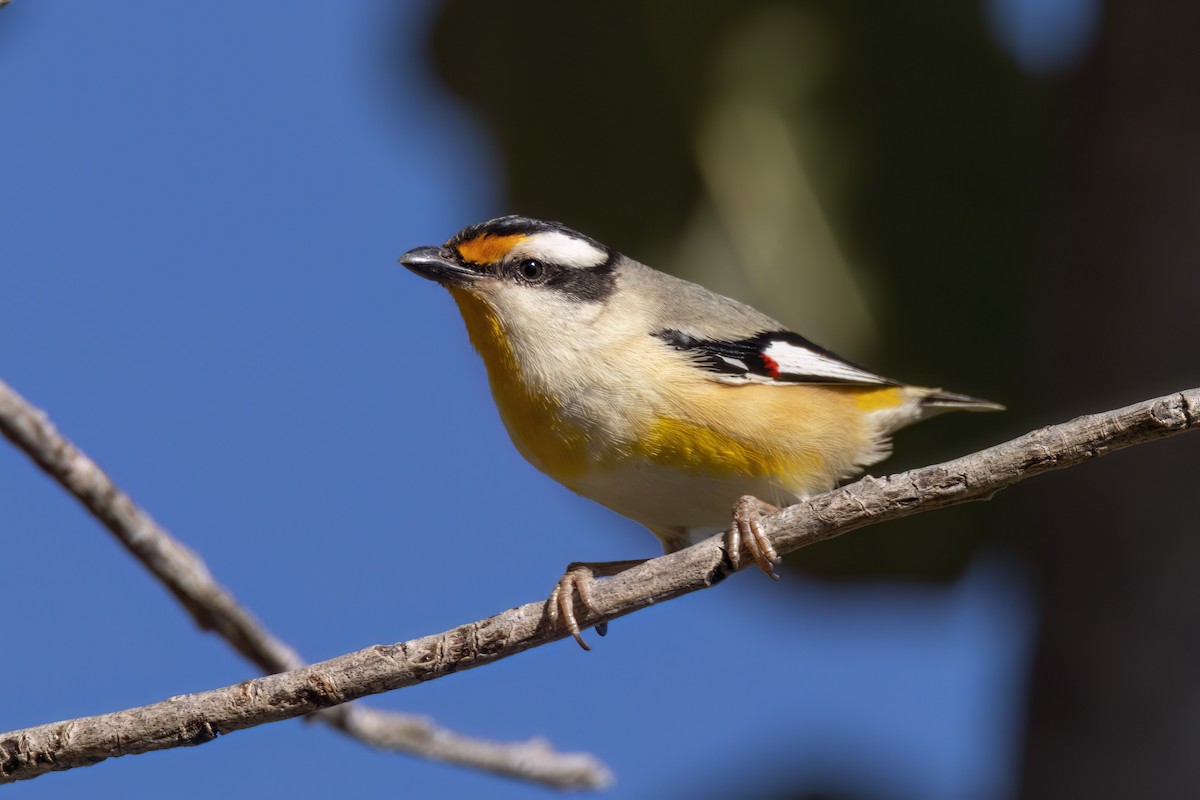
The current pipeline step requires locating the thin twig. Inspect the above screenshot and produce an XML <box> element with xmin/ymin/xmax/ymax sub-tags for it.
<box><xmin>2</xmin><ymin>387</ymin><xmax>1196</xmax><ymax>785</ymax></box>
<box><xmin>0</xmin><ymin>379</ymin><xmax>611</xmax><ymax>790</ymax></box>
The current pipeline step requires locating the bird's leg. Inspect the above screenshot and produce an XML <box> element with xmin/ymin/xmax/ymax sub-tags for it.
<box><xmin>547</xmin><ymin>560</ymin><xmax>647</xmax><ymax>651</ymax></box>
<box><xmin>727</xmin><ymin>495</ymin><xmax>781</xmax><ymax>580</ymax></box>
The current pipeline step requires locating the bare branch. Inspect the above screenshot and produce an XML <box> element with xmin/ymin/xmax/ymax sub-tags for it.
<box><xmin>2</xmin><ymin>387</ymin><xmax>1196</xmax><ymax>785</ymax></box>
<box><xmin>0</xmin><ymin>379</ymin><xmax>611</xmax><ymax>790</ymax></box>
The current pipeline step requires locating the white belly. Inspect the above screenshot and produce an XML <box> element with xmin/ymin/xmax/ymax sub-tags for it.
<box><xmin>565</xmin><ymin>459</ymin><xmax>832</xmax><ymax>551</ymax></box>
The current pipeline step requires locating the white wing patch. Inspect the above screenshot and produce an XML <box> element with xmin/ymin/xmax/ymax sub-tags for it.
<box><xmin>516</xmin><ymin>231</ymin><xmax>608</xmax><ymax>269</ymax></box>
<box><xmin>762</xmin><ymin>340</ymin><xmax>890</xmax><ymax>384</ymax></box>
<box><xmin>653</xmin><ymin>328</ymin><xmax>896</xmax><ymax>386</ymax></box>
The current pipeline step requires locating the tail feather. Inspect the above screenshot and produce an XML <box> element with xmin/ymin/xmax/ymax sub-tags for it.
<box><xmin>918</xmin><ymin>389</ymin><xmax>1006</xmax><ymax>412</ymax></box>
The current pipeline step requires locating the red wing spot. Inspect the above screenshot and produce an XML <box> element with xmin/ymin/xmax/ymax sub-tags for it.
<box><xmin>760</xmin><ymin>354</ymin><xmax>781</xmax><ymax>378</ymax></box>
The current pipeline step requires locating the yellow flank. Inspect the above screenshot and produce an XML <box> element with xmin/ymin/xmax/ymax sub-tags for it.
<box><xmin>448</xmin><ymin>287</ymin><xmax>590</xmax><ymax>477</ymax></box>
<box><xmin>440</xmin><ymin>291</ymin><xmax>898</xmax><ymax>490</ymax></box>
<box><xmin>852</xmin><ymin>386</ymin><xmax>904</xmax><ymax>413</ymax></box>
<box><xmin>453</xmin><ymin>233</ymin><xmax>526</xmax><ymax>265</ymax></box>
<box><xmin>633</xmin><ymin>416</ymin><xmax>820</xmax><ymax>478</ymax></box>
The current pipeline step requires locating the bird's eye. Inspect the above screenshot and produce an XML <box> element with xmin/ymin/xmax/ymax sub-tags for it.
<box><xmin>518</xmin><ymin>258</ymin><xmax>546</xmax><ymax>281</ymax></box>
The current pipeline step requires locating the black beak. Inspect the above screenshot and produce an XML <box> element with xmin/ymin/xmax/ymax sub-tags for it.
<box><xmin>398</xmin><ymin>245</ymin><xmax>481</xmax><ymax>285</ymax></box>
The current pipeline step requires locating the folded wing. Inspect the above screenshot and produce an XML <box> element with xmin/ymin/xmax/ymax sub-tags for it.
<box><xmin>653</xmin><ymin>329</ymin><xmax>897</xmax><ymax>386</ymax></box>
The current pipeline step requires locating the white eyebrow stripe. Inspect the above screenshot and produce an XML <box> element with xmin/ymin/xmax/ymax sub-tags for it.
<box><xmin>517</xmin><ymin>231</ymin><xmax>608</xmax><ymax>268</ymax></box>
<box><xmin>762</xmin><ymin>340</ymin><xmax>889</xmax><ymax>383</ymax></box>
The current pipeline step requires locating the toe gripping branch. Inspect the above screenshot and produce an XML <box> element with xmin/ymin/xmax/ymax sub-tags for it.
<box><xmin>727</xmin><ymin>495</ymin><xmax>782</xmax><ymax>580</ymax></box>
<box><xmin>546</xmin><ymin>560</ymin><xmax>647</xmax><ymax>650</ymax></box>
<box><xmin>547</xmin><ymin>497</ymin><xmax>783</xmax><ymax>651</ymax></box>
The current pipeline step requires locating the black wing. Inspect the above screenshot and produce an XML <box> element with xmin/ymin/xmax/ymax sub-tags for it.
<box><xmin>653</xmin><ymin>329</ymin><xmax>896</xmax><ymax>386</ymax></box>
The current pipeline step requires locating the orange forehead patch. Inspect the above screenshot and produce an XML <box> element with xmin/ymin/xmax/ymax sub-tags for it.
<box><xmin>453</xmin><ymin>233</ymin><xmax>527</xmax><ymax>265</ymax></box>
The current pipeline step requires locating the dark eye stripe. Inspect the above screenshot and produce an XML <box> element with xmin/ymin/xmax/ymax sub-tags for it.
<box><xmin>543</xmin><ymin>261</ymin><xmax>617</xmax><ymax>302</ymax></box>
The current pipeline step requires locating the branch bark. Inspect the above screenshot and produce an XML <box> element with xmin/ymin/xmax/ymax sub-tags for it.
<box><xmin>2</xmin><ymin>387</ymin><xmax>1196</xmax><ymax>785</ymax></box>
<box><xmin>0</xmin><ymin>379</ymin><xmax>611</xmax><ymax>790</ymax></box>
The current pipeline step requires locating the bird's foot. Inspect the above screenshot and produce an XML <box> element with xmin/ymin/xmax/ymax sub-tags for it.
<box><xmin>727</xmin><ymin>495</ymin><xmax>781</xmax><ymax>579</ymax></box>
<box><xmin>546</xmin><ymin>560</ymin><xmax>647</xmax><ymax>651</ymax></box>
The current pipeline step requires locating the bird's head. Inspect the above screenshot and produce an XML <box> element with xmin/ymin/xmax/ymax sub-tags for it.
<box><xmin>400</xmin><ymin>215</ymin><xmax>618</xmax><ymax>304</ymax></box>
<box><xmin>400</xmin><ymin>216</ymin><xmax>633</xmax><ymax>379</ymax></box>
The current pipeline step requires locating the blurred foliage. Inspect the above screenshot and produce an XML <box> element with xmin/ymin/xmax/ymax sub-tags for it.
<box><xmin>417</xmin><ymin>0</ymin><xmax>1046</xmax><ymax>582</ymax></box>
<box><xmin>1014</xmin><ymin>0</ymin><xmax>1200</xmax><ymax>794</ymax></box>
<box><xmin>406</xmin><ymin>1</ymin><xmax>1200</xmax><ymax>794</ymax></box>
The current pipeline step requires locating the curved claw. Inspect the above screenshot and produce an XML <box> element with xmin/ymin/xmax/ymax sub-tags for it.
<box><xmin>547</xmin><ymin>565</ymin><xmax>599</xmax><ymax>651</ymax></box>
<box><xmin>727</xmin><ymin>495</ymin><xmax>781</xmax><ymax>580</ymax></box>
<box><xmin>544</xmin><ymin>559</ymin><xmax>647</xmax><ymax>650</ymax></box>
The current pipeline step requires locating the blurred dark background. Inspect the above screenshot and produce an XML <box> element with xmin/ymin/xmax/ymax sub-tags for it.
<box><xmin>411</xmin><ymin>0</ymin><xmax>1200</xmax><ymax>796</ymax></box>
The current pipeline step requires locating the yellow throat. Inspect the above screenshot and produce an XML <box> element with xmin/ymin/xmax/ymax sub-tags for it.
<box><xmin>448</xmin><ymin>287</ymin><xmax>590</xmax><ymax>478</ymax></box>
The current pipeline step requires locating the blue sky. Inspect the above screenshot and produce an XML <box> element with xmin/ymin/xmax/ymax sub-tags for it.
<box><xmin>1</xmin><ymin>3</ymin><xmax>1036</xmax><ymax>797</ymax></box>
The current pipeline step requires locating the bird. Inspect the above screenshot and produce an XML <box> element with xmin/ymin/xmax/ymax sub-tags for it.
<box><xmin>399</xmin><ymin>215</ymin><xmax>1002</xmax><ymax>648</ymax></box>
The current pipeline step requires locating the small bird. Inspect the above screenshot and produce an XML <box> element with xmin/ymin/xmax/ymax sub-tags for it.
<box><xmin>400</xmin><ymin>216</ymin><xmax>1002</xmax><ymax>648</ymax></box>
